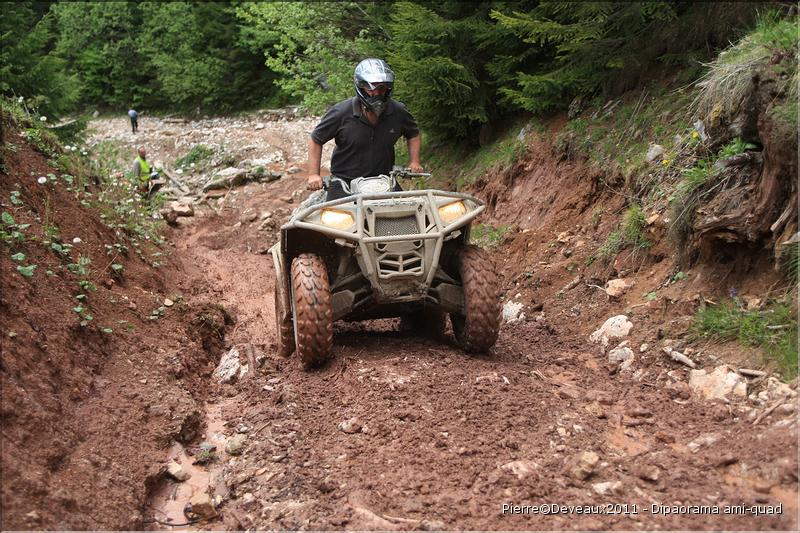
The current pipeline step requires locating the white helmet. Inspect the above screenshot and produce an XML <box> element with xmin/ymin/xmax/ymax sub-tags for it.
<box><xmin>354</xmin><ymin>58</ymin><xmax>394</xmax><ymax>117</ymax></box>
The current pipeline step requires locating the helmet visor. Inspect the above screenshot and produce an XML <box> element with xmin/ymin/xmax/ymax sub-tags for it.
<box><xmin>357</xmin><ymin>80</ymin><xmax>391</xmax><ymax>95</ymax></box>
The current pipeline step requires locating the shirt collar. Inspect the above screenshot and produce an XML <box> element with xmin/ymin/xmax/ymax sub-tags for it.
<box><xmin>351</xmin><ymin>97</ymin><xmax>394</xmax><ymax>118</ymax></box>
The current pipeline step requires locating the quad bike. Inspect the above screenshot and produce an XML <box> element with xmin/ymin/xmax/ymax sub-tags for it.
<box><xmin>270</xmin><ymin>168</ymin><xmax>501</xmax><ymax>368</ymax></box>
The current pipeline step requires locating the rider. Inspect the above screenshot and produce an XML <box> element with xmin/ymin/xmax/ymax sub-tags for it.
<box><xmin>307</xmin><ymin>58</ymin><xmax>423</xmax><ymax>201</ymax></box>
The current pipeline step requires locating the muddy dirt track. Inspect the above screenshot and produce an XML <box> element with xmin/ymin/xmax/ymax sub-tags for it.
<box><xmin>1</xmin><ymin>114</ymin><xmax>797</xmax><ymax>531</ymax></box>
<box><xmin>148</xmin><ymin>118</ymin><xmax>797</xmax><ymax>530</ymax></box>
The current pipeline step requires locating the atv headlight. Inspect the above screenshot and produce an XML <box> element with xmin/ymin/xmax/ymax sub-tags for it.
<box><xmin>320</xmin><ymin>209</ymin><xmax>354</xmax><ymax>230</ymax></box>
<box><xmin>438</xmin><ymin>201</ymin><xmax>466</xmax><ymax>224</ymax></box>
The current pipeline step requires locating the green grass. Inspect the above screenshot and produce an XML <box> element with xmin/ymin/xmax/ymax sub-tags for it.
<box><xmin>692</xmin><ymin>300</ymin><xmax>798</xmax><ymax>379</ymax></box>
<box><xmin>591</xmin><ymin>204</ymin><xmax>651</xmax><ymax>262</ymax></box>
<box><xmin>411</xmin><ymin>119</ymin><xmax>530</xmax><ymax>189</ymax></box>
<box><xmin>694</xmin><ymin>10</ymin><xmax>798</xmax><ymax>123</ymax></box>
<box><xmin>470</xmin><ymin>223</ymin><xmax>511</xmax><ymax>248</ymax></box>
<box><xmin>175</xmin><ymin>144</ymin><xmax>213</xmax><ymax>169</ymax></box>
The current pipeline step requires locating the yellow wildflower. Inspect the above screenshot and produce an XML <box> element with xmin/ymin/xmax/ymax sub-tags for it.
<box><xmin>691</xmin><ymin>131</ymin><xmax>700</xmax><ymax>139</ymax></box>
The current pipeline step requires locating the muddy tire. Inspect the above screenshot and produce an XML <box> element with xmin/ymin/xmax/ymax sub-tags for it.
<box><xmin>450</xmin><ymin>246</ymin><xmax>501</xmax><ymax>352</ymax></box>
<box><xmin>290</xmin><ymin>253</ymin><xmax>333</xmax><ymax>368</ymax></box>
<box><xmin>274</xmin><ymin>285</ymin><xmax>295</xmax><ymax>357</ymax></box>
<box><xmin>401</xmin><ymin>306</ymin><xmax>447</xmax><ymax>338</ymax></box>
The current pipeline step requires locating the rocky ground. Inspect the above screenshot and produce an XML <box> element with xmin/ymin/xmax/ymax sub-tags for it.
<box><xmin>1</xmin><ymin>112</ymin><xmax>797</xmax><ymax>530</ymax></box>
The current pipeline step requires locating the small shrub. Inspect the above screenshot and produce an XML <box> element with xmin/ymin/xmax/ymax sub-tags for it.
<box><xmin>718</xmin><ymin>137</ymin><xmax>758</xmax><ymax>158</ymax></box>
<box><xmin>175</xmin><ymin>144</ymin><xmax>213</xmax><ymax>169</ymax></box>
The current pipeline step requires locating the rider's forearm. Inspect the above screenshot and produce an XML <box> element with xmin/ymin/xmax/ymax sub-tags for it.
<box><xmin>308</xmin><ymin>138</ymin><xmax>323</xmax><ymax>175</ymax></box>
<box><xmin>407</xmin><ymin>135</ymin><xmax>421</xmax><ymax>166</ymax></box>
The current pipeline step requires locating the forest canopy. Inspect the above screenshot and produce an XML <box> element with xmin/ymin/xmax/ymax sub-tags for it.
<box><xmin>1</xmin><ymin>1</ymin><xmax>788</xmax><ymax>139</ymax></box>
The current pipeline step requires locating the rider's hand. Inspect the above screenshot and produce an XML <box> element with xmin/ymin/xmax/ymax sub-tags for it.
<box><xmin>409</xmin><ymin>162</ymin><xmax>424</xmax><ymax>173</ymax></box>
<box><xmin>307</xmin><ymin>174</ymin><xmax>323</xmax><ymax>190</ymax></box>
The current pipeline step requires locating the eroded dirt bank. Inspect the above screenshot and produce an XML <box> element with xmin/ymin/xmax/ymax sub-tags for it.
<box><xmin>1</xmin><ymin>112</ymin><xmax>797</xmax><ymax>530</ymax></box>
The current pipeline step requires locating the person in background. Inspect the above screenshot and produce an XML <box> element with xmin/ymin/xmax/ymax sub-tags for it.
<box><xmin>131</xmin><ymin>146</ymin><xmax>152</xmax><ymax>193</ymax></box>
<box><xmin>128</xmin><ymin>108</ymin><xmax>138</xmax><ymax>133</ymax></box>
<box><xmin>307</xmin><ymin>58</ymin><xmax>422</xmax><ymax>201</ymax></box>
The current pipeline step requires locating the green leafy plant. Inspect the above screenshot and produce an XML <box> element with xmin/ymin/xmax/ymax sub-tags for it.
<box><xmin>719</xmin><ymin>137</ymin><xmax>758</xmax><ymax>158</ymax></box>
<box><xmin>1</xmin><ymin>211</ymin><xmax>30</xmax><ymax>243</ymax></box>
<box><xmin>16</xmin><ymin>264</ymin><xmax>37</xmax><ymax>277</ymax></box>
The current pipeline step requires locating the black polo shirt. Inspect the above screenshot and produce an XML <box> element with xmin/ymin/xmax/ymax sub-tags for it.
<box><xmin>311</xmin><ymin>97</ymin><xmax>420</xmax><ymax>180</ymax></box>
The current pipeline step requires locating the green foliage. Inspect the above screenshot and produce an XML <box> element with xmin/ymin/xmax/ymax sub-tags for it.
<box><xmin>594</xmin><ymin>204</ymin><xmax>651</xmax><ymax>261</ymax></box>
<box><xmin>0</xmin><ymin>2</ymin><xmax>79</xmax><ymax>117</ymax></box>
<box><xmin>16</xmin><ymin>264</ymin><xmax>37</xmax><ymax>278</ymax></box>
<box><xmin>470</xmin><ymin>223</ymin><xmax>511</xmax><ymax>248</ymax></box>
<box><xmin>495</xmin><ymin>2</ymin><xmax>761</xmax><ymax>114</ymax></box>
<box><xmin>693</xmin><ymin>300</ymin><xmax>798</xmax><ymax>378</ymax></box>
<box><xmin>387</xmin><ymin>2</ymin><xmax>531</xmax><ymax>139</ymax></box>
<box><xmin>718</xmin><ymin>137</ymin><xmax>758</xmax><ymax>158</ymax></box>
<box><xmin>175</xmin><ymin>144</ymin><xmax>213</xmax><ymax>169</ymax></box>
<box><xmin>236</xmin><ymin>1</ymin><xmax>382</xmax><ymax>113</ymax></box>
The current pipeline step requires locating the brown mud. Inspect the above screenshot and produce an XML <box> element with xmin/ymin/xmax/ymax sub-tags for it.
<box><xmin>1</xmin><ymin>115</ymin><xmax>797</xmax><ymax>530</ymax></box>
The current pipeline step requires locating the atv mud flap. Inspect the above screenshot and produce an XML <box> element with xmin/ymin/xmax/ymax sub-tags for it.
<box><xmin>269</xmin><ymin>243</ymin><xmax>292</xmax><ymax>327</ymax></box>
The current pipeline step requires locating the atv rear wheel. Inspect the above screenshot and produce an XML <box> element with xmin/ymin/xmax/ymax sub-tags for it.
<box><xmin>450</xmin><ymin>245</ymin><xmax>501</xmax><ymax>352</ymax></box>
<box><xmin>274</xmin><ymin>285</ymin><xmax>295</xmax><ymax>357</ymax></box>
<box><xmin>291</xmin><ymin>253</ymin><xmax>333</xmax><ymax>368</ymax></box>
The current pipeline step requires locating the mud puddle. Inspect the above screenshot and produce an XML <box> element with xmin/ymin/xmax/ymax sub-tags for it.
<box><xmin>146</xmin><ymin>403</ymin><xmax>231</xmax><ymax>529</ymax></box>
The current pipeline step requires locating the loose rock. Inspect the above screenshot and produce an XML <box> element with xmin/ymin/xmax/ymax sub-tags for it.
<box><xmin>605</xmin><ymin>279</ymin><xmax>630</xmax><ymax>298</ymax></box>
<box><xmin>645</xmin><ymin>143</ymin><xmax>665</xmax><ymax>163</ymax></box>
<box><xmin>500</xmin><ymin>460</ymin><xmax>540</xmax><ymax>481</ymax></box>
<box><xmin>225</xmin><ymin>434</ymin><xmax>247</xmax><ymax>456</ymax></box>
<box><xmin>689</xmin><ymin>365</ymin><xmax>747</xmax><ymax>401</ymax></box>
<box><xmin>188</xmin><ymin>492</ymin><xmax>218</xmax><ymax>519</ymax></box>
<box><xmin>592</xmin><ymin>480</ymin><xmax>622</xmax><ymax>495</ymax></box>
<box><xmin>167</xmin><ymin>460</ymin><xmax>191</xmax><ymax>481</ymax></box>
<box><xmin>339</xmin><ymin>417</ymin><xmax>362</xmax><ymax>434</ymax></box>
<box><xmin>568</xmin><ymin>451</ymin><xmax>600</xmax><ymax>480</ymax></box>
<box><xmin>687</xmin><ymin>433</ymin><xmax>720</xmax><ymax>453</ymax></box>
<box><xmin>589</xmin><ymin>315</ymin><xmax>633</xmax><ymax>350</ymax></box>
<box><xmin>608</xmin><ymin>346</ymin><xmax>635</xmax><ymax>371</ymax></box>
<box><xmin>502</xmin><ymin>301</ymin><xmax>525</xmax><ymax>323</ymax></box>
<box><xmin>212</xmin><ymin>347</ymin><xmax>248</xmax><ymax>384</ymax></box>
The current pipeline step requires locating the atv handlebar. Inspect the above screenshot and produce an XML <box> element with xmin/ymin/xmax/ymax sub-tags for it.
<box><xmin>322</xmin><ymin>168</ymin><xmax>431</xmax><ymax>190</ymax></box>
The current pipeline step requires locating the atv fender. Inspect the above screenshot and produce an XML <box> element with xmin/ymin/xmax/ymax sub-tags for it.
<box><xmin>270</xmin><ymin>243</ymin><xmax>292</xmax><ymax>327</ymax></box>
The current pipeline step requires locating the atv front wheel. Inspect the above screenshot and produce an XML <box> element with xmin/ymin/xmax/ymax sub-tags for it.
<box><xmin>274</xmin><ymin>285</ymin><xmax>295</xmax><ymax>357</ymax></box>
<box><xmin>291</xmin><ymin>253</ymin><xmax>333</xmax><ymax>368</ymax></box>
<box><xmin>450</xmin><ymin>246</ymin><xmax>501</xmax><ymax>352</ymax></box>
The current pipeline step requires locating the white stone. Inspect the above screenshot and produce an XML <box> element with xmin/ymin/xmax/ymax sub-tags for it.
<box><xmin>212</xmin><ymin>347</ymin><xmax>248</xmax><ymax>384</ymax></box>
<box><xmin>689</xmin><ymin>365</ymin><xmax>747</xmax><ymax>401</ymax></box>
<box><xmin>687</xmin><ymin>433</ymin><xmax>720</xmax><ymax>453</ymax></box>
<box><xmin>500</xmin><ymin>460</ymin><xmax>540</xmax><ymax>480</ymax></box>
<box><xmin>639</xmin><ymin>343</ymin><xmax>649</xmax><ymax>353</ymax></box>
<box><xmin>502</xmin><ymin>301</ymin><xmax>525</xmax><ymax>323</ymax></box>
<box><xmin>645</xmin><ymin>144</ymin><xmax>665</xmax><ymax>163</ymax></box>
<box><xmin>763</xmin><ymin>377</ymin><xmax>797</xmax><ymax>401</ymax></box>
<box><xmin>589</xmin><ymin>315</ymin><xmax>633</xmax><ymax>350</ymax></box>
<box><xmin>592</xmin><ymin>481</ymin><xmax>621</xmax><ymax>495</ymax></box>
<box><xmin>608</xmin><ymin>346</ymin><xmax>635</xmax><ymax>371</ymax></box>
